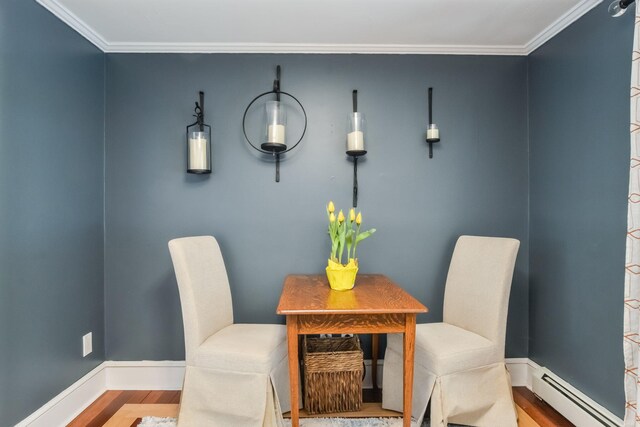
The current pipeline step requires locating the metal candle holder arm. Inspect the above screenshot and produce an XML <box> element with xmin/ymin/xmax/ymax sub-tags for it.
<box><xmin>426</xmin><ymin>87</ymin><xmax>440</xmax><ymax>159</ymax></box>
<box><xmin>347</xmin><ymin>90</ymin><xmax>367</xmax><ymax>207</ymax></box>
<box><xmin>241</xmin><ymin>65</ymin><xmax>308</xmax><ymax>182</ymax></box>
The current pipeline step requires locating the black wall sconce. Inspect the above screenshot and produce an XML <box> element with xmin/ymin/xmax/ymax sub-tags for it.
<box><xmin>347</xmin><ymin>90</ymin><xmax>367</xmax><ymax>207</ymax></box>
<box><xmin>426</xmin><ymin>87</ymin><xmax>440</xmax><ymax>159</ymax></box>
<box><xmin>242</xmin><ymin>65</ymin><xmax>307</xmax><ymax>182</ymax></box>
<box><xmin>186</xmin><ymin>91</ymin><xmax>211</xmax><ymax>174</ymax></box>
<box><xmin>609</xmin><ymin>0</ymin><xmax>635</xmax><ymax>16</ymax></box>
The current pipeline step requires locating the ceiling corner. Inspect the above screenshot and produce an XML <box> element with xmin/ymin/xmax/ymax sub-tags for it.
<box><xmin>36</xmin><ymin>0</ymin><xmax>108</xmax><ymax>51</ymax></box>
<box><xmin>524</xmin><ymin>0</ymin><xmax>603</xmax><ymax>55</ymax></box>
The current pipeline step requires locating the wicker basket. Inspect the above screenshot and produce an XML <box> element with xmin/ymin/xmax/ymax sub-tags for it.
<box><xmin>303</xmin><ymin>335</ymin><xmax>363</xmax><ymax>414</ymax></box>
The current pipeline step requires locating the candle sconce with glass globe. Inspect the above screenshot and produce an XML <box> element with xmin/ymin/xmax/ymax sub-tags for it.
<box><xmin>242</xmin><ymin>65</ymin><xmax>307</xmax><ymax>183</ymax></box>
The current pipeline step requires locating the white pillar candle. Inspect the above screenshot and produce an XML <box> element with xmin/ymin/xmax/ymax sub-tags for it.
<box><xmin>427</xmin><ymin>127</ymin><xmax>440</xmax><ymax>140</ymax></box>
<box><xmin>188</xmin><ymin>135</ymin><xmax>208</xmax><ymax>170</ymax></box>
<box><xmin>267</xmin><ymin>124</ymin><xmax>286</xmax><ymax>145</ymax></box>
<box><xmin>347</xmin><ymin>130</ymin><xmax>364</xmax><ymax>152</ymax></box>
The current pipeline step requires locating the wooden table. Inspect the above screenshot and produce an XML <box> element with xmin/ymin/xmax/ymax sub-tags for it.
<box><xmin>276</xmin><ymin>274</ymin><xmax>428</xmax><ymax>427</ymax></box>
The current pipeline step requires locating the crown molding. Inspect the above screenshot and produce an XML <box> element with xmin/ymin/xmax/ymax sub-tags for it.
<box><xmin>103</xmin><ymin>42</ymin><xmax>528</xmax><ymax>55</ymax></box>
<box><xmin>37</xmin><ymin>0</ymin><xmax>602</xmax><ymax>56</ymax></box>
<box><xmin>524</xmin><ymin>0</ymin><xmax>603</xmax><ymax>54</ymax></box>
<box><xmin>36</xmin><ymin>0</ymin><xmax>108</xmax><ymax>51</ymax></box>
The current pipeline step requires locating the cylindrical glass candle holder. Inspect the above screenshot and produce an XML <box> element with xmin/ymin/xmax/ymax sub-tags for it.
<box><xmin>347</xmin><ymin>112</ymin><xmax>366</xmax><ymax>155</ymax></box>
<box><xmin>187</xmin><ymin>126</ymin><xmax>211</xmax><ymax>174</ymax></box>
<box><xmin>426</xmin><ymin>123</ymin><xmax>440</xmax><ymax>142</ymax></box>
<box><xmin>262</xmin><ymin>100</ymin><xmax>287</xmax><ymax>152</ymax></box>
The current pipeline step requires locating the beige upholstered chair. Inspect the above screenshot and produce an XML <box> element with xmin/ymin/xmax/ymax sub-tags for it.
<box><xmin>168</xmin><ymin>235</ymin><xmax>291</xmax><ymax>427</ymax></box>
<box><xmin>382</xmin><ymin>235</ymin><xmax>520</xmax><ymax>427</ymax></box>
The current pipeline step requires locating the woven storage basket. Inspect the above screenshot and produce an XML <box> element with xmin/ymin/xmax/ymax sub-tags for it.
<box><xmin>303</xmin><ymin>335</ymin><xmax>363</xmax><ymax>414</ymax></box>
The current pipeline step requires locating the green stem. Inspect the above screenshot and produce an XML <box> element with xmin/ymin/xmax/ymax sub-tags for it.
<box><xmin>353</xmin><ymin>224</ymin><xmax>361</xmax><ymax>259</ymax></box>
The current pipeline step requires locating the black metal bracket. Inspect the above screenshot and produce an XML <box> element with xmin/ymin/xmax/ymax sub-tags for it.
<box><xmin>349</xmin><ymin>152</ymin><xmax>367</xmax><ymax>207</ymax></box>
<box><xmin>353</xmin><ymin>90</ymin><xmax>359</xmax><ymax>207</ymax></box>
<box><xmin>426</xmin><ymin>87</ymin><xmax>440</xmax><ymax>159</ymax></box>
<box><xmin>273</xmin><ymin>65</ymin><xmax>281</xmax><ymax>102</ymax></box>
<box><xmin>241</xmin><ymin>65</ymin><xmax>308</xmax><ymax>183</ymax></box>
<box><xmin>428</xmin><ymin>87</ymin><xmax>433</xmax><ymax>125</ymax></box>
<box><xmin>188</xmin><ymin>91</ymin><xmax>206</xmax><ymax>131</ymax></box>
<box><xmin>197</xmin><ymin>91</ymin><xmax>204</xmax><ymax>130</ymax></box>
<box><xmin>353</xmin><ymin>156</ymin><xmax>359</xmax><ymax>207</ymax></box>
<box><xmin>347</xmin><ymin>89</ymin><xmax>367</xmax><ymax>207</ymax></box>
<box><xmin>352</xmin><ymin>89</ymin><xmax>358</xmax><ymax>113</ymax></box>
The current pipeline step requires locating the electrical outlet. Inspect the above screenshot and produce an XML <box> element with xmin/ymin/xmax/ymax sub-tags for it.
<box><xmin>82</xmin><ymin>332</ymin><xmax>92</xmax><ymax>357</ymax></box>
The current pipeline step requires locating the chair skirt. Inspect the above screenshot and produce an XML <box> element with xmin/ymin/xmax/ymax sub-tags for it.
<box><xmin>382</xmin><ymin>347</ymin><xmax>517</xmax><ymax>427</ymax></box>
<box><xmin>177</xmin><ymin>354</ymin><xmax>291</xmax><ymax>427</ymax></box>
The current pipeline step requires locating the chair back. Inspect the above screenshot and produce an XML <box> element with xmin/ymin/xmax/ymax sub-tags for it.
<box><xmin>443</xmin><ymin>235</ymin><xmax>519</xmax><ymax>352</ymax></box>
<box><xmin>168</xmin><ymin>236</ymin><xmax>233</xmax><ymax>364</ymax></box>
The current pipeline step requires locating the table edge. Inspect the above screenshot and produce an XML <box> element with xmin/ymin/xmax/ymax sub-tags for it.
<box><xmin>277</xmin><ymin>273</ymin><xmax>428</xmax><ymax>315</ymax></box>
<box><xmin>276</xmin><ymin>308</ymin><xmax>428</xmax><ymax>315</ymax></box>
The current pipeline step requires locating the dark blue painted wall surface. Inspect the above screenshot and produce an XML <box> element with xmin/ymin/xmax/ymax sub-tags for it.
<box><xmin>0</xmin><ymin>1</ymin><xmax>105</xmax><ymax>425</ymax></box>
<box><xmin>104</xmin><ymin>54</ymin><xmax>529</xmax><ymax>361</ymax></box>
<box><xmin>528</xmin><ymin>2</ymin><xmax>634</xmax><ymax>417</ymax></box>
<box><xmin>7</xmin><ymin>0</ymin><xmax>634</xmax><ymax>420</ymax></box>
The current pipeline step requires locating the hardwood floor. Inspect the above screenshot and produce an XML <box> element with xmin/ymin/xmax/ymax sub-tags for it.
<box><xmin>68</xmin><ymin>387</ymin><xmax>573</xmax><ymax>426</ymax></box>
<box><xmin>68</xmin><ymin>391</ymin><xmax>180</xmax><ymax>427</ymax></box>
<box><xmin>513</xmin><ymin>387</ymin><xmax>574</xmax><ymax>427</ymax></box>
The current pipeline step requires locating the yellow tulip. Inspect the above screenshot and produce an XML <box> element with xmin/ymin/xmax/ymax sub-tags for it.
<box><xmin>338</xmin><ymin>210</ymin><xmax>345</xmax><ymax>223</ymax></box>
<box><xmin>329</xmin><ymin>212</ymin><xmax>336</xmax><ymax>222</ymax></box>
<box><xmin>356</xmin><ymin>212</ymin><xmax>362</xmax><ymax>225</ymax></box>
<box><xmin>327</xmin><ymin>201</ymin><xmax>335</xmax><ymax>213</ymax></box>
<box><xmin>349</xmin><ymin>208</ymin><xmax>356</xmax><ymax>222</ymax></box>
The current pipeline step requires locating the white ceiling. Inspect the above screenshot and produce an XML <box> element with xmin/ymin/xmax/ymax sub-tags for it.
<box><xmin>36</xmin><ymin>0</ymin><xmax>603</xmax><ymax>55</ymax></box>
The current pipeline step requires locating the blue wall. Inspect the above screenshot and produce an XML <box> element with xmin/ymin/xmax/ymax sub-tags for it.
<box><xmin>5</xmin><ymin>0</ymin><xmax>634</xmax><ymax>421</ymax></box>
<box><xmin>0</xmin><ymin>1</ymin><xmax>105</xmax><ymax>425</ymax></box>
<box><xmin>104</xmin><ymin>54</ymin><xmax>530</xmax><ymax>361</ymax></box>
<box><xmin>528</xmin><ymin>2</ymin><xmax>634</xmax><ymax>417</ymax></box>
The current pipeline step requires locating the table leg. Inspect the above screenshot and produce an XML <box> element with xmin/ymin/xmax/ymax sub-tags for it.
<box><xmin>371</xmin><ymin>334</ymin><xmax>379</xmax><ymax>390</ymax></box>
<box><xmin>287</xmin><ymin>315</ymin><xmax>300</xmax><ymax>427</ymax></box>
<box><xmin>403</xmin><ymin>314</ymin><xmax>416</xmax><ymax>427</ymax></box>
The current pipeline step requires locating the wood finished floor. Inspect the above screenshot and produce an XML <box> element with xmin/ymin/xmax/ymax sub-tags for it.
<box><xmin>68</xmin><ymin>387</ymin><xmax>573</xmax><ymax>426</ymax></box>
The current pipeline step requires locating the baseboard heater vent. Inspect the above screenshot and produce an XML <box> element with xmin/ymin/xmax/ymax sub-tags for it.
<box><xmin>531</xmin><ymin>368</ymin><xmax>622</xmax><ymax>427</ymax></box>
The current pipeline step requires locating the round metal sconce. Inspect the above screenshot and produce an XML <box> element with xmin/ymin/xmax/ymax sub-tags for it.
<box><xmin>186</xmin><ymin>91</ymin><xmax>212</xmax><ymax>174</ymax></box>
<box><xmin>242</xmin><ymin>65</ymin><xmax>308</xmax><ymax>182</ymax></box>
<box><xmin>426</xmin><ymin>87</ymin><xmax>441</xmax><ymax>159</ymax></box>
<box><xmin>347</xmin><ymin>90</ymin><xmax>367</xmax><ymax>207</ymax></box>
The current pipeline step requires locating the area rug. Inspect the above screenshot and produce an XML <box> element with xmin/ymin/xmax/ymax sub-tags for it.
<box><xmin>138</xmin><ymin>416</ymin><xmax>428</xmax><ymax>426</ymax></box>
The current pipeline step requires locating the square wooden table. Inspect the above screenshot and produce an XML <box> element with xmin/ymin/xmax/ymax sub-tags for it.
<box><xmin>276</xmin><ymin>274</ymin><xmax>428</xmax><ymax>427</ymax></box>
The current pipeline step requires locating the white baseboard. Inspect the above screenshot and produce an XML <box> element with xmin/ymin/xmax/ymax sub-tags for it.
<box><xmin>12</xmin><ymin>357</ymin><xmax>591</xmax><ymax>426</ymax></box>
<box><xmin>104</xmin><ymin>361</ymin><xmax>185</xmax><ymax>390</ymax></box>
<box><xmin>107</xmin><ymin>359</ymin><xmax>385</xmax><ymax>390</ymax></box>
<box><xmin>15</xmin><ymin>363</ymin><xmax>106</xmax><ymax>427</ymax></box>
<box><xmin>506</xmin><ymin>357</ymin><xmax>539</xmax><ymax>388</ymax></box>
<box><xmin>363</xmin><ymin>358</ymin><xmax>531</xmax><ymax>388</ymax></box>
<box><xmin>104</xmin><ymin>358</ymin><xmax>529</xmax><ymax>390</ymax></box>
<box><xmin>363</xmin><ymin>359</ymin><xmax>383</xmax><ymax>389</ymax></box>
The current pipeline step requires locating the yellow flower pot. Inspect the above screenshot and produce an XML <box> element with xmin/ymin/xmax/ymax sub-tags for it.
<box><xmin>326</xmin><ymin>258</ymin><xmax>359</xmax><ymax>291</ymax></box>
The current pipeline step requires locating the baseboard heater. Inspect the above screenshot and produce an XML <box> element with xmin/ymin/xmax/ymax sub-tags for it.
<box><xmin>531</xmin><ymin>368</ymin><xmax>622</xmax><ymax>427</ymax></box>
